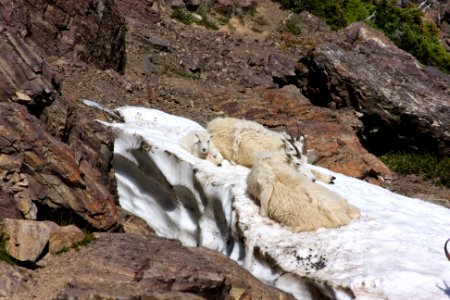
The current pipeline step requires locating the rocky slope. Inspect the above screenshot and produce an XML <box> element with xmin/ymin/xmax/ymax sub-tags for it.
<box><xmin>0</xmin><ymin>0</ymin><xmax>449</xmax><ymax>299</ymax></box>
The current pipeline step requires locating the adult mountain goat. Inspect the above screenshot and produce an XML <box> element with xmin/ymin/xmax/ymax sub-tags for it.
<box><xmin>246</xmin><ymin>152</ymin><xmax>360</xmax><ymax>232</ymax></box>
<box><xmin>179</xmin><ymin>130</ymin><xmax>224</xmax><ymax>166</ymax></box>
<box><xmin>207</xmin><ymin>117</ymin><xmax>334</xmax><ymax>184</ymax></box>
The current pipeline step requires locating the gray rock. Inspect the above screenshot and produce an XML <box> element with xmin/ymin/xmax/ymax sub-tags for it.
<box><xmin>296</xmin><ymin>23</ymin><xmax>450</xmax><ymax>155</ymax></box>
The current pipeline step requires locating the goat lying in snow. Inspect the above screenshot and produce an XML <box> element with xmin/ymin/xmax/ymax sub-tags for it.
<box><xmin>207</xmin><ymin>117</ymin><xmax>334</xmax><ymax>184</ymax></box>
<box><xmin>246</xmin><ymin>152</ymin><xmax>360</xmax><ymax>232</ymax></box>
<box><xmin>179</xmin><ymin>130</ymin><xmax>224</xmax><ymax>166</ymax></box>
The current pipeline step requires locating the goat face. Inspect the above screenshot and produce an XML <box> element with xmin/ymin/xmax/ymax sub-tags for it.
<box><xmin>283</xmin><ymin>138</ymin><xmax>302</xmax><ymax>160</ymax></box>
<box><xmin>195</xmin><ymin>133</ymin><xmax>211</xmax><ymax>154</ymax></box>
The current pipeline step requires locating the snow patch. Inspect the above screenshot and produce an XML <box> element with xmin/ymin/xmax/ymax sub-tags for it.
<box><xmin>98</xmin><ymin>104</ymin><xmax>450</xmax><ymax>300</ymax></box>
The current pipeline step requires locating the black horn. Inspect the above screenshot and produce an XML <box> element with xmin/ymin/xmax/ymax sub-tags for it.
<box><xmin>284</xmin><ymin>125</ymin><xmax>302</xmax><ymax>159</ymax></box>
<box><xmin>445</xmin><ymin>239</ymin><xmax>450</xmax><ymax>261</ymax></box>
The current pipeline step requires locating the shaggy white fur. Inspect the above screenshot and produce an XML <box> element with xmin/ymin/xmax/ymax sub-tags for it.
<box><xmin>179</xmin><ymin>130</ymin><xmax>224</xmax><ymax>166</ymax></box>
<box><xmin>246</xmin><ymin>152</ymin><xmax>360</xmax><ymax>232</ymax></box>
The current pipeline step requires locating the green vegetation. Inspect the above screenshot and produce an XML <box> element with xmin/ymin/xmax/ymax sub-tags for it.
<box><xmin>55</xmin><ymin>231</ymin><xmax>94</xmax><ymax>255</ymax></box>
<box><xmin>163</xmin><ymin>65</ymin><xmax>200</xmax><ymax>79</ymax></box>
<box><xmin>280</xmin><ymin>14</ymin><xmax>303</xmax><ymax>35</ymax></box>
<box><xmin>277</xmin><ymin>0</ymin><xmax>450</xmax><ymax>73</ymax></box>
<box><xmin>380</xmin><ymin>152</ymin><xmax>450</xmax><ymax>187</ymax></box>
<box><xmin>0</xmin><ymin>233</ymin><xmax>18</xmax><ymax>265</ymax></box>
<box><xmin>171</xmin><ymin>8</ymin><xmax>194</xmax><ymax>25</ymax></box>
<box><xmin>171</xmin><ymin>6</ymin><xmax>218</xmax><ymax>30</ymax></box>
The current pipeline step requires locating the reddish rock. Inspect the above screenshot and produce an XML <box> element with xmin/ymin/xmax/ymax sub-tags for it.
<box><xmin>0</xmin><ymin>102</ymin><xmax>117</xmax><ymax>230</ymax></box>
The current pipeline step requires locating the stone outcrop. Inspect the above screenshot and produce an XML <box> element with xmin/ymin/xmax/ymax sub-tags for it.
<box><xmin>295</xmin><ymin>23</ymin><xmax>450</xmax><ymax>156</ymax></box>
<box><xmin>0</xmin><ymin>0</ymin><xmax>126</xmax><ymax>72</ymax></box>
<box><xmin>10</xmin><ymin>233</ymin><xmax>294</xmax><ymax>299</ymax></box>
<box><xmin>0</xmin><ymin>102</ymin><xmax>117</xmax><ymax>229</ymax></box>
<box><xmin>0</xmin><ymin>10</ymin><xmax>118</xmax><ymax>229</ymax></box>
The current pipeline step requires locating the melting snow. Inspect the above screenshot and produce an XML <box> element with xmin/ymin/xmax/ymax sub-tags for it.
<box><xmin>98</xmin><ymin>104</ymin><xmax>450</xmax><ymax>300</ymax></box>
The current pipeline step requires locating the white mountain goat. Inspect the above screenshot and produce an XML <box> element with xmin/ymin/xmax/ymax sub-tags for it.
<box><xmin>207</xmin><ymin>117</ymin><xmax>334</xmax><ymax>184</ymax></box>
<box><xmin>246</xmin><ymin>152</ymin><xmax>360</xmax><ymax>232</ymax></box>
<box><xmin>179</xmin><ymin>130</ymin><xmax>224</xmax><ymax>166</ymax></box>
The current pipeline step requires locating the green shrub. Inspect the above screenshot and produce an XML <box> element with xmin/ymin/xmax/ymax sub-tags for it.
<box><xmin>171</xmin><ymin>8</ymin><xmax>194</xmax><ymax>25</ymax></box>
<box><xmin>369</xmin><ymin>0</ymin><xmax>450</xmax><ymax>73</ymax></box>
<box><xmin>56</xmin><ymin>231</ymin><xmax>94</xmax><ymax>255</ymax></box>
<box><xmin>380</xmin><ymin>152</ymin><xmax>450</xmax><ymax>187</ymax></box>
<box><xmin>0</xmin><ymin>233</ymin><xmax>17</xmax><ymax>265</ymax></box>
<box><xmin>276</xmin><ymin>0</ymin><xmax>450</xmax><ymax>73</ymax></box>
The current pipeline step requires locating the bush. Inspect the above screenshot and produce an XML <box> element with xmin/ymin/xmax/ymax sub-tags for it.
<box><xmin>380</xmin><ymin>152</ymin><xmax>450</xmax><ymax>187</ymax></box>
<box><xmin>276</xmin><ymin>0</ymin><xmax>450</xmax><ymax>73</ymax></box>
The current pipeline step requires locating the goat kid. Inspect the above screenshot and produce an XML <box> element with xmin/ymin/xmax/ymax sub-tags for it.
<box><xmin>179</xmin><ymin>130</ymin><xmax>224</xmax><ymax>166</ymax></box>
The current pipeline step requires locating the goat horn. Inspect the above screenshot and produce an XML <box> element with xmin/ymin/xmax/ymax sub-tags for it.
<box><xmin>296</xmin><ymin>123</ymin><xmax>301</xmax><ymax>141</ymax></box>
<box><xmin>445</xmin><ymin>239</ymin><xmax>450</xmax><ymax>261</ymax></box>
<box><xmin>283</xmin><ymin>125</ymin><xmax>302</xmax><ymax>159</ymax></box>
<box><xmin>295</xmin><ymin>123</ymin><xmax>308</xmax><ymax>155</ymax></box>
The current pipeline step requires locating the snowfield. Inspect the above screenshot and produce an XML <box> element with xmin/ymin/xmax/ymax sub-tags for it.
<box><xmin>94</xmin><ymin>103</ymin><xmax>450</xmax><ymax>300</ymax></box>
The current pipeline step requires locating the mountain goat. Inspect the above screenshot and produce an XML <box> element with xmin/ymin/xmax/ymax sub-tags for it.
<box><xmin>207</xmin><ymin>117</ymin><xmax>334</xmax><ymax>184</ymax></box>
<box><xmin>179</xmin><ymin>130</ymin><xmax>224</xmax><ymax>166</ymax></box>
<box><xmin>246</xmin><ymin>152</ymin><xmax>360</xmax><ymax>232</ymax></box>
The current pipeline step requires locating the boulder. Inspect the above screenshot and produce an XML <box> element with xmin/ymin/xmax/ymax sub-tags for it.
<box><xmin>1</xmin><ymin>218</ymin><xmax>51</xmax><ymax>262</ymax></box>
<box><xmin>296</xmin><ymin>23</ymin><xmax>450</xmax><ymax>155</ymax></box>
<box><xmin>0</xmin><ymin>219</ymin><xmax>85</xmax><ymax>262</ymax></box>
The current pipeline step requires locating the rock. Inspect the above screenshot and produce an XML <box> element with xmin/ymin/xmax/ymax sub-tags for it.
<box><xmin>0</xmin><ymin>29</ymin><xmax>57</xmax><ymax>116</ymax></box>
<box><xmin>213</xmin><ymin>0</ymin><xmax>234</xmax><ymax>15</ymax></box>
<box><xmin>1</xmin><ymin>218</ymin><xmax>51</xmax><ymax>262</ymax></box>
<box><xmin>0</xmin><ymin>0</ymin><xmax>126</xmax><ymax>72</ymax></box>
<box><xmin>296</xmin><ymin>23</ymin><xmax>450</xmax><ymax>156</ymax></box>
<box><xmin>0</xmin><ymin>192</ymin><xmax>22</xmax><ymax>221</ymax></box>
<box><xmin>0</xmin><ymin>103</ymin><xmax>117</xmax><ymax>230</ymax></box>
<box><xmin>211</xmin><ymin>85</ymin><xmax>391</xmax><ymax>184</ymax></box>
<box><xmin>136</xmin><ymin>33</ymin><xmax>172</xmax><ymax>51</ymax></box>
<box><xmin>43</xmin><ymin>222</ymin><xmax>85</xmax><ymax>254</ymax></box>
<box><xmin>11</xmin><ymin>233</ymin><xmax>294</xmax><ymax>299</ymax></box>
<box><xmin>236</xmin><ymin>0</ymin><xmax>256</xmax><ymax>10</ymax></box>
<box><xmin>264</xmin><ymin>54</ymin><xmax>297</xmax><ymax>86</ymax></box>
<box><xmin>0</xmin><ymin>261</ymin><xmax>30</xmax><ymax>299</ymax></box>
<box><xmin>167</xmin><ymin>0</ymin><xmax>186</xmax><ymax>9</ymax></box>
<box><xmin>0</xmin><ymin>219</ymin><xmax>85</xmax><ymax>262</ymax></box>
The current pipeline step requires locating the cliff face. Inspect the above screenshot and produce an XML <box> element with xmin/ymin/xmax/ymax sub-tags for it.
<box><xmin>0</xmin><ymin>0</ymin><xmax>449</xmax><ymax>299</ymax></box>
